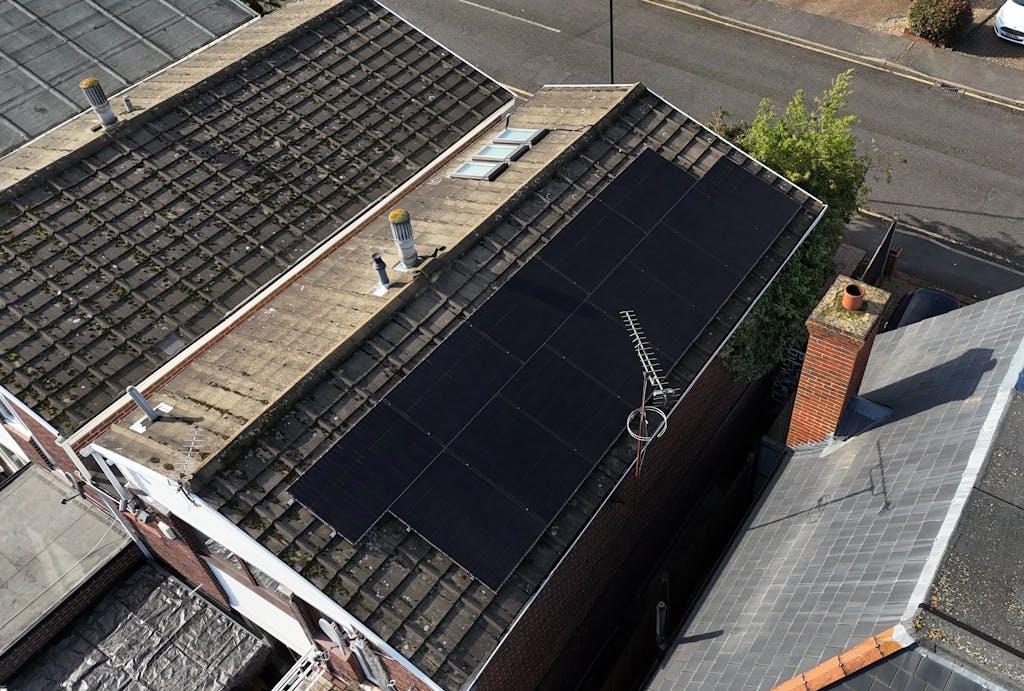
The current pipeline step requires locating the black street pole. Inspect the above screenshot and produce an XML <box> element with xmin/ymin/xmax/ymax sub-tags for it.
<box><xmin>609</xmin><ymin>0</ymin><xmax>615</xmax><ymax>83</ymax></box>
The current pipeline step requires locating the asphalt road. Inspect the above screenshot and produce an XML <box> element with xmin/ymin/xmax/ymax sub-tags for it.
<box><xmin>383</xmin><ymin>0</ymin><xmax>1024</xmax><ymax>267</ymax></box>
<box><xmin>847</xmin><ymin>213</ymin><xmax>1024</xmax><ymax>299</ymax></box>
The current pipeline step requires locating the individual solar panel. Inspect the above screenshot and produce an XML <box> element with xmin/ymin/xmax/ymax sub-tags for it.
<box><xmin>547</xmin><ymin>302</ymin><xmax>639</xmax><ymax>402</ymax></box>
<box><xmin>470</xmin><ymin>260</ymin><xmax>585</xmax><ymax>361</ymax></box>
<box><xmin>662</xmin><ymin>157</ymin><xmax>800</xmax><ymax>275</ymax></box>
<box><xmin>387</xmin><ymin>326</ymin><xmax>520</xmax><ymax>444</ymax></box>
<box><xmin>449</xmin><ymin>397</ymin><xmax>591</xmax><ymax>520</ymax></box>
<box><xmin>500</xmin><ymin>346</ymin><xmax>631</xmax><ymax>462</ymax></box>
<box><xmin>597</xmin><ymin>149</ymin><xmax>698</xmax><ymax>229</ymax></box>
<box><xmin>288</xmin><ymin>404</ymin><xmax>441</xmax><ymax>540</ymax></box>
<box><xmin>588</xmin><ymin>261</ymin><xmax>703</xmax><ymax>366</ymax></box>
<box><xmin>392</xmin><ymin>453</ymin><xmax>546</xmax><ymax>589</ymax></box>
<box><xmin>628</xmin><ymin>223</ymin><xmax>742</xmax><ymax>320</ymax></box>
<box><xmin>292</xmin><ymin>147</ymin><xmax>802</xmax><ymax>589</ymax></box>
<box><xmin>538</xmin><ymin>198</ymin><xmax>643</xmax><ymax>293</ymax></box>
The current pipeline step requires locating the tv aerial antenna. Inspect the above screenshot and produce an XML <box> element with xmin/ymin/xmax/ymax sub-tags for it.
<box><xmin>620</xmin><ymin>310</ymin><xmax>678</xmax><ymax>476</ymax></box>
<box><xmin>176</xmin><ymin>427</ymin><xmax>203</xmax><ymax>503</ymax></box>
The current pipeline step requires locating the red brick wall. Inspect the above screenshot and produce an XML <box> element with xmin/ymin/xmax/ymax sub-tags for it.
<box><xmin>296</xmin><ymin>595</ymin><xmax>426</xmax><ymax>690</ymax></box>
<box><xmin>786</xmin><ymin>322</ymin><xmax>876</xmax><ymax>447</ymax></box>
<box><xmin>472</xmin><ymin>358</ymin><xmax>750</xmax><ymax>690</ymax></box>
<box><xmin>0</xmin><ymin>545</ymin><xmax>142</xmax><ymax>681</ymax></box>
<box><xmin>1</xmin><ymin>397</ymin><xmax>78</xmax><ymax>478</ymax></box>
<box><xmin>378</xmin><ymin>653</ymin><xmax>422</xmax><ymax>690</ymax></box>
<box><xmin>125</xmin><ymin>512</ymin><xmax>230</xmax><ymax>608</ymax></box>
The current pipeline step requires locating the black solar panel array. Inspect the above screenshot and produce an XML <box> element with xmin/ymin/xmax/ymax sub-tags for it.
<box><xmin>290</xmin><ymin>149</ymin><xmax>801</xmax><ymax>588</ymax></box>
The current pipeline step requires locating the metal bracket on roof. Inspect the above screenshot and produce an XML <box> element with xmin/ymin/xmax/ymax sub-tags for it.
<box><xmin>126</xmin><ymin>385</ymin><xmax>173</xmax><ymax>433</ymax></box>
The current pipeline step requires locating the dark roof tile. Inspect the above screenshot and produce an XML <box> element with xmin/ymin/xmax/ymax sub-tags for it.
<box><xmin>0</xmin><ymin>0</ymin><xmax>508</xmax><ymax>430</ymax></box>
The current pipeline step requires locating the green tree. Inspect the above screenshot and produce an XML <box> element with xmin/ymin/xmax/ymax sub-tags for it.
<box><xmin>715</xmin><ymin>69</ymin><xmax>869</xmax><ymax>380</ymax></box>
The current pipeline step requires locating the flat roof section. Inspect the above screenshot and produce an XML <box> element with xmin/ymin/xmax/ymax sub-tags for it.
<box><xmin>0</xmin><ymin>464</ymin><xmax>129</xmax><ymax>656</ymax></box>
<box><xmin>0</xmin><ymin>0</ymin><xmax>257</xmax><ymax>157</ymax></box>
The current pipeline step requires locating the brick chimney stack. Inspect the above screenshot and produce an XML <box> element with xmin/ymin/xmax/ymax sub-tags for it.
<box><xmin>787</xmin><ymin>276</ymin><xmax>890</xmax><ymax>448</ymax></box>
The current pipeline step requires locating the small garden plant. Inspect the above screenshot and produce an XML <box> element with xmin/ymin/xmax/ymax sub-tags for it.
<box><xmin>908</xmin><ymin>0</ymin><xmax>973</xmax><ymax>46</ymax></box>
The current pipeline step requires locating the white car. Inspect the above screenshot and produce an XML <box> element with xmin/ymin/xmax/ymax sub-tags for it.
<box><xmin>995</xmin><ymin>0</ymin><xmax>1024</xmax><ymax>44</ymax></box>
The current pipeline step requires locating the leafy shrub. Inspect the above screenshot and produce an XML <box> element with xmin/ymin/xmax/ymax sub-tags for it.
<box><xmin>709</xmin><ymin>71</ymin><xmax>869</xmax><ymax>381</ymax></box>
<box><xmin>908</xmin><ymin>0</ymin><xmax>973</xmax><ymax>46</ymax></box>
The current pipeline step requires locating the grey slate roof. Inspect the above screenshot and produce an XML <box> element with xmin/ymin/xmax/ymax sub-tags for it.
<box><xmin>187</xmin><ymin>85</ymin><xmax>824</xmax><ymax>690</ymax></box>
<box><xmin>0</xmin><ymin>0</ymin><xmax>510</xmax><ymax>431</ymax></box>
<box><xmin>0</xmin><ymin>0</ymin><xmax>256</xmax><ymax>156</ymax></box>
<box><xmin>648</xmin><ymin>288</ymin><xmax>1024</xmax><ymax>691</ymax></box>
<box><xmin>828</xmin><ymin>646</ymin><xmax>996</xmax><ymax>691</ymax></box>
<box><xmin>7</xmin><ymin>562</ymin><xmax>271</xmax><ymax>690</ymax></box>
<box><xmin>917</xmin><ymin>388</ymin><xmax>1024</xmax><ymax>687</ymax></box>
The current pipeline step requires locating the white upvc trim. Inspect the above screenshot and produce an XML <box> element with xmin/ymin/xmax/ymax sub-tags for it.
<box><xmin>542</xmin><ymin>82</ymin><xmax>639</xmax><ymax>88</ymax></box>
<box><xmin>209</xmin><ymin>561</ymin><xmax>311</xmax><ymax>652</ymax></box>
<box><xmin>89</xmin><ymin>443</ymin><xmax>442</xmax><ymax>691</ymax></box>
<box><xmin>0</xmin><ymin>385</ymin><xmax>86</xmax><ymax>477</ymax></box>
<box><xmin>89</xmin><ymin>449</ymin><xmax>130</xmax><ymax>504</ymax></box>
<box><xmin>903</xmin><ymin>334</ymin><xmax>1024</xmax><ymax>621</ymax></box>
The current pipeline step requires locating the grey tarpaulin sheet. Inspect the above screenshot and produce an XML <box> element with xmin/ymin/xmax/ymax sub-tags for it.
<box><xmin>7</xmin><ymin>563</ymin><xmax>270</xmax><ymax>690</ymax></box>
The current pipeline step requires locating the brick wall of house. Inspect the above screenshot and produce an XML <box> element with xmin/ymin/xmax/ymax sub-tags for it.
<box><xmin>125</xmin><ymin>511</ymin><xmax>230</xmax><ymax>609</ymax></box>
<box><xmin>0</xmin><ymin>545</ymin><xmax>142</xmax><ymax>681</ymax></box>
<box><xmin>294</xmin><ymin>594</ymin><xmax>427</xmax><ymax>690</ymax></box>
<box><xmin>2</xmin><ymin>401</ymin><xmax>67</xmax><ymax>475</ymax></box>
<box><xmin>377</xmin><ymin>653</ymin><xmax>423</xmax><ymax>690</ymax></box>
<box><xmin>472</xmin><ymin>358</ymin><xmax>751</xmax><ymax>690</ymax></box>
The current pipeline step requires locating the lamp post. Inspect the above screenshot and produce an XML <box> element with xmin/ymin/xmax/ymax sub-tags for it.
<box><xmin>609</xmin><ymin>0</ymin><xmax>615</xmax><ymax>83</ymax></box>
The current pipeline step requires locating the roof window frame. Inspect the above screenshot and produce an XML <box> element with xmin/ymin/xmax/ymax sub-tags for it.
<box><xmin>450</xmin><ymin>160</ymin><xmax>508</xmax><ymax>181</ymax></box>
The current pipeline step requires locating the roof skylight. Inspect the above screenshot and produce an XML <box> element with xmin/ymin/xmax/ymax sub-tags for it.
<box><xmin>473</xmin><ymin>143</ymin><xmax>528</xmax><ymax>162</ymax></box>
<box><xmin>450</xmin><ymin>160</ymin><xmax>508</xmax><ymax>181</ymax></box>
<box><xmin>493</xmin><ymin>128</ymin><xmax>548</xmax><ymax>145</ymax></box>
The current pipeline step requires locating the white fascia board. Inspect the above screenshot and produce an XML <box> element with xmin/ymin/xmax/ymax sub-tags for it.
<box><xmin>89</xmin><ymin>443</ymin><xmax>442</xmax><ymax>691</ymax></box>
<box><xmin>208</xmin><ymin>561</ymin><xmax>310</xmax><ymax>652</ymax></box>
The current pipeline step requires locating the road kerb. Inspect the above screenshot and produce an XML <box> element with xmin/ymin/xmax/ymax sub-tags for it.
<box><xmin>641</xmin><ymin>0</ymin><xmax>1024</xmax><ymax>114</ymax></box>
<box><xmin>858</xmin><ymin>208</ymin><xmax>1024</xmax><ymax>273</ymax></box>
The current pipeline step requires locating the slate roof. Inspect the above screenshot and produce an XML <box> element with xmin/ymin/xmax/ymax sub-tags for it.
<box><xmin>918</xmin><ymin>387</ymin><xmax>1024</xmax><ymax>687</ymax></box>
<box><xmin>648</xmin><ymin>288</ymin><xmax>1024</xmax><ymax>690</ymax></box>
<box><xmin>114</xmin><ymin>84</ymin><xmax>826</xmax><ymax>690</ymax></box>
<box><xmin>0</xmin><ymin>0</ymin><xmax>256</xmax><ymax>157</ymax></box>
<box><xmin>828</xmin><ymin>646</ymin><xmax>995</xmax><ymax>691</ymax></box>
<box><xmin>0</xmin><ymin>0</ymin><xmax>510</xmax><ymax>431</ymax></box>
